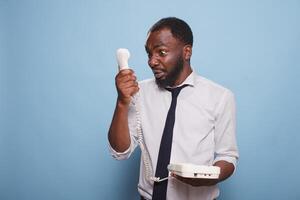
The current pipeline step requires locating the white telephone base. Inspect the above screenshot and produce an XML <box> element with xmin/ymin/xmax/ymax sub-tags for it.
<box><xmin>168</xmin><ymin>163</ymin><xmax>220</xmax><ymax>179</ymax></box>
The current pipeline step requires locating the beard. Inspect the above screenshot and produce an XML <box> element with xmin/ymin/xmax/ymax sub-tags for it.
<box><xmin>155</xmin><ymin>56</ymin><xmax>184</xmax><ymax>89</ymax></box>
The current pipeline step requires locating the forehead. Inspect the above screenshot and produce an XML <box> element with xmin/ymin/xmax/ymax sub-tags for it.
<box><xmin>145</xmin><ymin>28</ymin><xmax>181</xmax><ymax>49</ymax></box>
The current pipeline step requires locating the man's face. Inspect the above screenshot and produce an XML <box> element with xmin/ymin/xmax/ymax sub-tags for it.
<box><xmin>145</xmin><ymin>28</ymin><xmax>185</xmax><ymax>88</ymax></box>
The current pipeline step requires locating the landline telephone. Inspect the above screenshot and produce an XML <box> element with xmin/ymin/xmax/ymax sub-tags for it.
<box><xmin>116</xmin><ymin>48</ymin><xmax>220</xmax><ymax>182</ymax></box>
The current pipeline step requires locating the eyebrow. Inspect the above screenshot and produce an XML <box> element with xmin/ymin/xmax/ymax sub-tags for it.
<box><xmin>145</xmin><ymin>42</ymin><xmax>166</xmax><ymax>53</ymax></box>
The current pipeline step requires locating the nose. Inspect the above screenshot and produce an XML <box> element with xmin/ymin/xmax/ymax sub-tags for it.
<box><xmin>148</xmin><ymin>56</ymin><xmax>159</xmax><ymax>68</ymax></box>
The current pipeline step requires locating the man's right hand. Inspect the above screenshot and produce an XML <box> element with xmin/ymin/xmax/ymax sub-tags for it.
<box><xmin>109</xmin><ymin>69</ymin><xmax>138</xmax><ymax>152</ymax></box>
<box><xmin>115</xmin><ymin>69</ymin><xmax>139</xmax><ymax>106</ymax></box>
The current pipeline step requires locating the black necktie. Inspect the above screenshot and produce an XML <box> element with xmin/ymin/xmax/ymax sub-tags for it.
<box><xmin>152</xmin><ymin>84</ymin><xmax>188</xmax><ymax>200</ymax></box>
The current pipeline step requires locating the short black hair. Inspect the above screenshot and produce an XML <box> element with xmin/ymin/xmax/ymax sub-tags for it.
<box><xmin>148</xmin><ymin>17</ymin><xmax>193</xmax><ymax>46</ymax></box>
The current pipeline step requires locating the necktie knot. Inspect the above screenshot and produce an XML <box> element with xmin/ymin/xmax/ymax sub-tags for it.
<box><xmin>166</xmin><ymin>84</ymin><xmax>188</xmax><ymax>98</ymax></box>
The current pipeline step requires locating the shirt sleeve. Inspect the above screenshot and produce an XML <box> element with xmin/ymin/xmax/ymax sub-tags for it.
<box><xmin>108</xmin><ymin>98</ymin><xmax>139</xmax><ymax>160</ymax></box>
<box><xmin>213</xmin><ymin>90</ymin><xmax>239</xmax><ymax>169</ymax></box>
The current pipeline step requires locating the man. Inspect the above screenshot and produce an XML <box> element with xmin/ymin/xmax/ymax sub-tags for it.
<box><xmin>108</xmin><ymin>17</ymin><xmax>239</xmax><ymax>200</ymax></box>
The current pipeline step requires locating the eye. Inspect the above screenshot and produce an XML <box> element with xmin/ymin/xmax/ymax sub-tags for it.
<box><xmin>159</xmin><ymin>50</ymin><xmax>167</xmax><ymax>56</ymax></box>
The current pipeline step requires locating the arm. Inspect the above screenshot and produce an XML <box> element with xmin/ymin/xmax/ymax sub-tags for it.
<box><xmin>173</xmin><ymin>90</ymin><xmax>238</xmax><ymax>186</ymax></box>
<box><xmin>108</xmin><ymin>69</ymin><xmax>139</xmax><ymax>152</ymax></box>
<box><xmin>214</xmin><ymin>160</ymin><xmax>234</xmax><ymax>182</ymax></box>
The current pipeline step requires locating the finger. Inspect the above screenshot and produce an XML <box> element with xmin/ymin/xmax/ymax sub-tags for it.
<box><xmin>117</xmin><ymin>69</ymin><xmax>135</xmax><ymax>78</ymax></box>
<box><xmin>118</xmin><ymin>80</ymin><xmax>138</xmax><ymax>90</ymax></box>
<box><xmin>132</xmin><ymin>85</ymin><xmax>140</xmax><ymax>95</ymax></box>
<box><xmin>116</xmin><ymin>78</ymin><xmax>137</xmax><ymax>93</ymax></box>
<box><xmin>119</xmin><ymin>68</ymin><xmax>134</xmax><ymax>74</ymax></box>
<box><xmin>118</xmin><ymin>82</ymin><xmax>139</xmax><ymax>94</ymax></box>
<box><xmin>172</xmin><ymin>173</ymin><xmax>185</xmax><ymax>181</ymax></box>
<box><xmin>122</xmin><ymin>75</ymin><xmax>137</xmax><ymax>84</ymax></box>
<box><xmin>126</xmin><ymin>85</ymin><xmax>140</xmax><ymax>96</ymax></box>
<box><xmin>115</xmin><ymin>70</ymin><xmax>131</xmax><ymax>82</ymax></box>
<box><xmin>120</xmin><ymin>86</ymin><xmax>139</xmax><ymax>98</ymax></box>
<box><xmin>172</xmin><ymin>174</ymin><xmax>194</xmax><ymax>184</ymax></box>
<box><xmin>117</xmin><ymin>74</ymin><xmax>137</xmax><ymax>85</ymax></box>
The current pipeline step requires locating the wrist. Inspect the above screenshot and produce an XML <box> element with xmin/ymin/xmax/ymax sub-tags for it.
<box><xmin>116</xmin><ymin>98</ymin><xmax>130</xmax><ymax>109</ymax></box>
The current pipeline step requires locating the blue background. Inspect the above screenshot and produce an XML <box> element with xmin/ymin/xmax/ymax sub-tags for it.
<box><xmin>1</xmin><ymin>0</ymin><xmax>300</xmax><ymax>199</ymax></box>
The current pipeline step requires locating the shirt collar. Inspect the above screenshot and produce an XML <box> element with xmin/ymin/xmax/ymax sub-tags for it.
<box><xmin>167</xmin><ymin>70</ymin><xmax>196</xmax><ymax>89</ymax></box>
<box><xmin>182</xmin><ymin>70</ymin><xmax>196</xmax><ymax>87</ymax></box>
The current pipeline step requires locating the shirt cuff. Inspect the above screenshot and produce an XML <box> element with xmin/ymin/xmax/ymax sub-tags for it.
<box><xmin>213</xmin><ymin>156</ymin><xmax>238</xmax><ymax>172</ymax></box>
<box><xmin>108</xmin><ymin>142</ymin><xmax>132</xmax><ymax>160</ymax></box>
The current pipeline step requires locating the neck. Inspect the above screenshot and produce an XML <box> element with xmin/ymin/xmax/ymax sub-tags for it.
<box><xmin>173</xmin><ymin>63</ymin><xmax>192</xmax><ymax>86</ymax></box>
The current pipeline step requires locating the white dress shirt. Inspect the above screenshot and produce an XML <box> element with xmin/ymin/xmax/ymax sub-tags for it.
<box><xmin>109</xmin><ymin>71</ymin><xmax>239</xmax><ymax>200</ymax></box>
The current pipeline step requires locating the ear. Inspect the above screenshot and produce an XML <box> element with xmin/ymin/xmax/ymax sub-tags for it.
<box><xmin>183</xmin><ymin>45</ymin><xmax>192</xmax><ymax>61</ymax></box>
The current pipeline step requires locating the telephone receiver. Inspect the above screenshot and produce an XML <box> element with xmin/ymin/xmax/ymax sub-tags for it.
<box><xmin>116</xmin><ymin>48</ymin><xmax>130</xmax><ymax>71</ymax></box>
